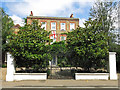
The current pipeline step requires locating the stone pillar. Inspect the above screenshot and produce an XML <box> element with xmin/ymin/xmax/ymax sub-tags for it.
<box><xmin>6</xmin><ymin>53</ymin><xmax>15</xmax><ymax>81</ymax></box>
<box><xmin>49</xmin><ymin>61</ymin><xmax>51</xmax><ymax>66</ymax></box>
<box><xmin>109</xmin><ymin>52</ymin><xmax>117</xmax><ymax>80</ymax></box>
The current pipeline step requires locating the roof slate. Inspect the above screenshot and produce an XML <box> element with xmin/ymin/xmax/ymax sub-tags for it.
<box><xmin>27</xmin><ymin>16</ymin><xmax>79</xmax><ymax>20</ymax></box>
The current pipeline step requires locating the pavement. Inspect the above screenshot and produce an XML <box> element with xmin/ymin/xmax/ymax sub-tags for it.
<box><xmin>1</xmin><ymin>79</ymin><xmax>119</xmax><ymax>88</ymax></box>
<box><xmin>1</xmin><ymin>87</ymin><xmax>120</xmax><ymax>90</ymax></box>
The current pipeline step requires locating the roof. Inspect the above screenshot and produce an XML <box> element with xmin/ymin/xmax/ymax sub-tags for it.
<box><xmin>12</xmin><ymin>24</ymin><xmax>21</xmax><ymax>29</ymax></box>
<box><xmin>27</xmin><ymin>16</ymin><xmax>79</xmax><ymax>20</ymax></box>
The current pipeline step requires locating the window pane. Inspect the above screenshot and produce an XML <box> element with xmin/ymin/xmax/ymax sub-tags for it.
<box><xmin>70</xmin><ymin>23</ymin><xmax>75</xmax><ymax>30</ymax></box>
<box><xmin>61</xmin><ymin>23</ymin><xmax>65</xmax><ymax>30</ymax></box>
<box><xmin>51</xmin><ymin>22</ymin><xmax>56</xmax><ymax>30</ymax></box>
<box><xmin>41</xmin><ymin>22</ymin><xmax>46</xmax><ymax>30</ymax></box>
<box><xmin>61</xmin><ymin>36</ymin><xmax>65</xmax><ymax>41</ymax></box>
<box><xmin>52</xmin><ymin>22</ymin><xmax>55</xmax><ymax>25</ymax></box>
<box><xmin>52</xmin><ymin>27</ymin><xmax>55</xmax><ymax>29</ymax></box>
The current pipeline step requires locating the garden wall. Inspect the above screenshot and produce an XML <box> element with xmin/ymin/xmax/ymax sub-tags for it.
<box><xmin>6</xmin><ymin>52</ymin><xmax>118</xmax><ymax>81</ymax></box>
<box><xmin>75</xmin><ymin>73</ymin><xmax>109</xmax><ymax>80</ymax></box>
<box><xmin>14</xmin><ymin>73</ymin><xmax>47</xmax><ymax>81</ymax></box>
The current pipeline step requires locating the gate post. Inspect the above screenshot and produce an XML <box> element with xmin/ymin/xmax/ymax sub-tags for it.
<box><xmin>109</xmin><ymin>52</ymin><xmax>117</xmax><ymax>80</ymax></box>
<box><xmin>6</xmin><ymin>52</ymin><xmax>15</xmax><ymax>81</ymax></box>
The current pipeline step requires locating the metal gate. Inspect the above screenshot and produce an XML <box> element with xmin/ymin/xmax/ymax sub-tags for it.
<box><xmin>48</xmin><ymin>66</ymin><xmax>74</xmax><ymax>79</ymax></box>
<box><xmin>47</xmin><ymin>54</ymin><xmax>75</xmax><ymax>79</ymax></box>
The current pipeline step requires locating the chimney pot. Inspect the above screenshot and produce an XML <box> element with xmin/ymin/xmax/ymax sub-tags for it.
<box><xmin>70</xmin><ymin>14</ymin><xmax>73</xmax><ymax>18</ymax></box>
<box><xmin>30</xmin><ymin>11</ymin><xmax>33</xmax><ymax>16</ymax></box>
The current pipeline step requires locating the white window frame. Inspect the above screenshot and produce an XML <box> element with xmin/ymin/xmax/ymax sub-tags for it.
<box><xmin>51</xmin><ymin>22</ymin><xmax>56</xmax><ymax>30</ymax></box>
<box><xmin>70</xmin><ymin>23</ymin><xmax>75</xmax><ymax>31</ymax></box>
<box><xmin>60</xmin><ymin>23</ymin><xmax>66</xmax><ymax>31</ymax></box>
<box><xmin>41</xmin><ymin>22</ymin><xmax>46</xmax><ymax>30</ymax></box>
<box><xmin>50</xmin><ymin>36</ymin><xmax>53</xmax><ymax>39</ymax></box>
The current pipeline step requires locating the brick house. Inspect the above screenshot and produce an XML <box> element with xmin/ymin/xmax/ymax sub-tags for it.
<box><xmin>27</xmin><ymin>11</ymin><xmax>79</xmax><ymax>43</ymax></box>
<box><xmin>27</xmin><ymin>11</ymin><xmax>79</xmax><ymax>66</ymax></box>
<box><xmin>12</xmin><ymin>24</ymin><xmax>21</xmax><ymax>34</ymax></box>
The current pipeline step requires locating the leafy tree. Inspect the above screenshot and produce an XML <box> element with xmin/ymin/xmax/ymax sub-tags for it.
<box><xmin>90</xmin><ymin>0</ymin><xmax>118</xmax><ymax>50</ymax></box>
<box><xmin>7</xmin><ymin>20</ymin><xmax>52</xmax><ymax>71</ymax></box>
<box><xmin>116</xmin><ymin>44</ymin><xmax>120</xmax><ymax>72</ymax></box>
<box><xmin>67</xmin><ymin>18</ymin><xmax>109</xmax><ymax>71</ymax></box>
<box><xmin>109</xmin><ymin>42</ymin><xmax>120</xmax><ymax>72</ymax></box>
<box><xmin>1</xmin><ymin>8</ymin><xmax>14</xmax><ymax>64</ymax></box>
<box><xmin>50</xmin><ymin>41</ymin><xmax>66</xmax><ymax>56</ymax></box>
<box><xmin>90</xmin><ymin>0</ymin><xmax>117</xmax><ymax>32</ymax></box>
<box><xmin>90</xmin><ymin>0</ymin><xmax>120</xmax><ymax>72</ymax></box>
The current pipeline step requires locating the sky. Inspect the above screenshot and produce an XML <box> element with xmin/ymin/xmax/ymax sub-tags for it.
<box><xmin>1</xmin><ymin>0</ymin><xmax>97</xmax><ymax>27</ymax></box>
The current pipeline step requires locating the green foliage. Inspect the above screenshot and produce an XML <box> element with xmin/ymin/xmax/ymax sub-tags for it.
<box><xmin>2</xmin><ymin>64</ymin><xmax>7</xmax><ymax>68</ymax></box>
<box><xmin>7</xmin><ymin>20</ymin><xmax>52</xmax><ymax>69</ymax></box>
<box><xmin>116</xmin><ymin>44</ymin><xmax>120</xmax><ymax>62</ymax></box>
<box><xmin>1</xmin><ymin>8</ymin><xmax>14</xmax><ymax>52</ymax></box>
<box><xmin>90</xmin><ymin>0</ymin><xmax>118</xmax><ymax>50</ymax></box>
<box><xmin>57</xmin><ymin>56</ymin><xmax>68</xmax><ymax>67</ymax></box>
<box><xmin>66</xmin><ymin>18</ymin><xmax>109</xmax><ymax>70</ymax></box>
<box><xmin>89</xmin><ymin>0</ymin><xmax>120</xmax><ymax>72</ymax></box>
<box><xmin>116</xmin><ymin>44</ymin><xmax>120</xmax><ymax>72</ymax></box>
<box><xmin>109</xmin><ymin>43</ymin><xmax>120</xmax><ymax>72</ymax></box>
<box><xmin>1</xmin><ymin>8</ymin><xmax>14</xmax><ymax>64</ymax></box>
<box><xmin>50</xmin><ymin>41</ymin><xmax>67</xmax><ymax>56</ymax></box>
<box><xmin>90</xmin><ymin>0</ymin><xmax>117</xmax><ymax>32</ymax></box>
<box><xmin>47</xmin><ymin>69</ymin><xmax>50</xmax><ymax>76</ymax></box>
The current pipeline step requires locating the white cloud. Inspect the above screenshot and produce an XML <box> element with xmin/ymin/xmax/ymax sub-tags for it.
<box><xmin>6</xmin><ymin>0</ymin><xmax>93</xmax><ymax>17</ymax></box>
<box><xmin>79</xmin><ymin>18</ymin><xmax>86</xmax><ymax>27</ymax></box>
<box><xmin>6</xmin><ymin>0</ymin><xmax>95</xmax><ymax>26</ymax></box>
<box><xmin>10</xmin><ymin>15</ymin><xmax>24</xmax><ymax>26</ymax></box>
<box><xmin>1</xmin><ymin>0</ymin><xmax>17</xmax><ymax>2</ymax></box>
<box><xmin>6</xmin><ymin>0</ymin><xmax>72</xmax><ymax>17</ymax></box>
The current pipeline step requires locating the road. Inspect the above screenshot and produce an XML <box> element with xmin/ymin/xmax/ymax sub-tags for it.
<box><xmin>1</xmin><ymin>87</ymin><xmax>119</xmax><ymax>90</ymax></box>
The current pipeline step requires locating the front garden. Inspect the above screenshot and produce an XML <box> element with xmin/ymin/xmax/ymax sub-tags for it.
<box><xmin>4</xmin><ymin>1</ymin><xmax>119</xmax><ymax>81</ymax></box>
<box><xmin>6</xmin><ymin>17</ymin><xmax>110</xmax><ymax>79</ymax></box>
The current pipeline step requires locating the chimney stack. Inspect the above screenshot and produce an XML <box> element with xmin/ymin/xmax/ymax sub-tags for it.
<box><xmin>30</xmin><ymin>11</ymin><xmax>33</xmax><ymax>16</ymax></box>
<box><xmin>70</xmin><ymin>14</ymin><xmax>73</xmax><ymax>18</ymax></box>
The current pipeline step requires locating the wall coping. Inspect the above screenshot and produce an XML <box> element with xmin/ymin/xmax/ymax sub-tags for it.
<box><xmin>75</xmin><ymin>73</ymin><xmax>109</xmax><ymax>75</ymax></box>
<box><xmin>14</xmin><ymin>73</ymin><xmax>47</xmax><ymax>75</ymax></box>
<box><xmin>109</xmin><ymin>52</ymin><xmax>116</xmax><ymax>55</ymax></box>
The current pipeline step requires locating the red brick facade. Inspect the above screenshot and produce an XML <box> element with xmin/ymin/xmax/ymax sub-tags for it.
<box><xmin>27</xmin><ymin>15</ymin><xmax>79</xmax><ymax>42</ymax></box>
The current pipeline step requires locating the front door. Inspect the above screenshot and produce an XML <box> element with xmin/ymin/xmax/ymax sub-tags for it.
<box><xmin>51</xmin><ymin>55</ymin><xmax>57</xmax><ymax>66</ymax></box>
